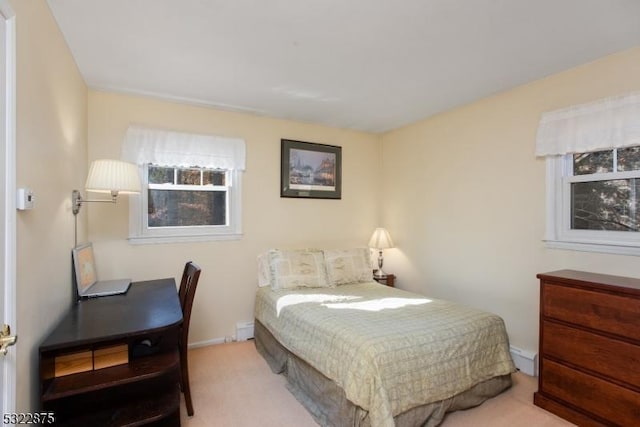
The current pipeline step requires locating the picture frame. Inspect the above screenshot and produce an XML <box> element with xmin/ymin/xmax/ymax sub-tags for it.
<box><xmin>72</xmin><ymin>243</ymin><xmax>98</xmax><ymax>295</ymax></box>
<box><xmin>281</xmin><ymin>139</ymin><xmax>342</xmax><ymax>199</ymax></box>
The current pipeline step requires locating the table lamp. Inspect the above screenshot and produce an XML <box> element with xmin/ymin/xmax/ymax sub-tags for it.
<box><xmin>368</xmin><ymin>227</ymin><xmax>394</xmax><ymax>278</ymax></box>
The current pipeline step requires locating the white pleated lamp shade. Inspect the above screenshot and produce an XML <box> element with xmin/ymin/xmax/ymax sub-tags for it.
<box><xmin>368</xmin><ymin>228</ymin><xmax>394</xmax><ymax>249</ymax></box>
<box><xmin>85</xmin><ymin>159</ymin><xmax>141</xmax><ymax>194</ymax></box>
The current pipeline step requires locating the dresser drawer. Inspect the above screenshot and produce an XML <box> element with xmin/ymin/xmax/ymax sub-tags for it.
<box><xmin>542</xmin><ymin>320</ymin><xmax>640</xmax><ymax>389</ymax></box>
<box><xmin>542</xmin><ymin>282</ymin><xmax>640</xmax><ymax>341</ymax></box>
<box><xmin>541</xmin><ymin>359</ymin><xmax>640</xmax><ymax>426</ymax></box>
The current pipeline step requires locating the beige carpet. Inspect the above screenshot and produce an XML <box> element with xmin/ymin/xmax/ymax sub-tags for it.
<box><xmin>181</xmin><ymin>341</ymin><xmax>575</xmax><ymax>427</ymax></box>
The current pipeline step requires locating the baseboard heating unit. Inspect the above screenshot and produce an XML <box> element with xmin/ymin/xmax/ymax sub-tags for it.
<box><xmin>236</xmin><ymin>321</ymin><xmax>255</xmax><ymax>341</ymax></box>
<box><xmin>510</xmin><ymin>345</ymin><xmax>538</xmax><ymax>376</ymax></box>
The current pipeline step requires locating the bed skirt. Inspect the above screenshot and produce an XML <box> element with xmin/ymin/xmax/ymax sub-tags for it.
<box><xmin>254</xmin><ymin>319</ymin><xmax>512</xmax><ymax>427</ymax></box>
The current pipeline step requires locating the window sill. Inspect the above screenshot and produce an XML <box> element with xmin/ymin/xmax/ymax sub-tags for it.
<box><xmin>544</xmin><ymin>239</ymin><xmax>640</xmax><ymax>257</ymax></box>
<box><xmin>128</xmin><ymin>233</ymin><xmax>243</xmax><ymax>245</ymax></box>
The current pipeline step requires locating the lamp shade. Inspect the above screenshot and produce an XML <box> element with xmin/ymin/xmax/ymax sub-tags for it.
<box><xmin>368</xmin><ymin>227</ymin><xmax>394</xmax><ymax>249</ymax></box>
<box><xmin>85</xmin><ymin>159</ymin><xmax>141</xmax><ymax>194</ymax></box>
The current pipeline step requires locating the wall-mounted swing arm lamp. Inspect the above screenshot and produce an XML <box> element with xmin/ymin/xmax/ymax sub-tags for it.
<box><xmin>72</xmin><ymin>159</ymin><xmax>141</xmax><ymax>216</ymax></box>
<box><xmin>72</xmin><ymin>159</ymin><xmax>141</xmax><ymax>245</ymax></box>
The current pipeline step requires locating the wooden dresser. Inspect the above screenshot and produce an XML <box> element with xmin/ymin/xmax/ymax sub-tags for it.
<box><xmin>534</xmin><ymin>270</ymin><xmax>640</xmax><ymax>426</ymax></box>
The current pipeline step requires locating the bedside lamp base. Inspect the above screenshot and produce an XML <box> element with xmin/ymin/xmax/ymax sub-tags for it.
<box><xmin>374</xmin><ymin>250</ymin><xmax>387</xmax><ymax>278</ymax></box>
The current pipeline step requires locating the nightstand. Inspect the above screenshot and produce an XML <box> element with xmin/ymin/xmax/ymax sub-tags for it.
<box><xmin>373</xmin><ymin>273</ymin><xmax>395</xmax><ymax>287</ymax></box>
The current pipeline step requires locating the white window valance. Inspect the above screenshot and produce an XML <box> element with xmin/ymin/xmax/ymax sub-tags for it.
<box><xmin>535</xmin><ymin>91</ymin><xmax>640</xmax><ymax>157</ymax></box>
<box><xmin>122</xmin><ymin>125</ymin><xmax>246</xmax><ymax>170</ymax></box>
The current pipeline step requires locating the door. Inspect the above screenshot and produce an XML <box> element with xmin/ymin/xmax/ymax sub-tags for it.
<box><xmin>0</xmin><ymin>0</ymin><xmax>16</xmax><ymax>416</ymax></box>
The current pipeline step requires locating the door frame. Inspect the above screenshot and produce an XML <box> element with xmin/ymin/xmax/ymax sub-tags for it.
<box><xmin>1</xmin><ymin>0</ymin><xmax>16</xmax><ymax>416</ymax></box>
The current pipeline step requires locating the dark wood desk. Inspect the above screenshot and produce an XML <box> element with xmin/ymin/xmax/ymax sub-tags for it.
<box><xmin>40</xmin><ymin>279</ymin><xmax>183</xmax><ymax>426</ymax></box>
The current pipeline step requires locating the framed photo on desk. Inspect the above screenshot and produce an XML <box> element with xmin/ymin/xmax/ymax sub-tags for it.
<box><xmin>72</xmin><ymin>243</ymin><xmax>97</xmax><ymax>292</ymax></box>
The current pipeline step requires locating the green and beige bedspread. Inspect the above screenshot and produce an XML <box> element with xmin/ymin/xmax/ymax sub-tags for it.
<box><xmin>255</xmin><ymin>282</ymin><xmax>515</xmax><ymax>427</ymax></box>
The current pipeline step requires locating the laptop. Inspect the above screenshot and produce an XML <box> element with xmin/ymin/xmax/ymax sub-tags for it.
<box><xmin>72</xmin><ymin>243</ymin><xmax>131</xmax><ymax>298</ymax></box>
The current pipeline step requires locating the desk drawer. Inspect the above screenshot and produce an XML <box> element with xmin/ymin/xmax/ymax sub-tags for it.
<box><xmin>542</xmin><ymin>282</ymin><xmax>640</xmax><ymax>341</ymax></box>
<box><xmin>543</xmin><ymin>320</ymin><xmax>640</xmax><ymax>389</ymax></box>
<box><xmin>540</xmin><ymin>359</ymin><xmax>640</xmax><ymax>426</ymax></box>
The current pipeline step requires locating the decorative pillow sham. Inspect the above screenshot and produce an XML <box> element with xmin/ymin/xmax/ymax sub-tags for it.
<box><xmin>323</xmin><ymin>248</ymin><xmax>372</xmax><ymax>285</ymax></box>
<box><xmin>267</xmin><ymin>249</ymin><xmax>331</xmax><ymax>289</ymax></box>
<box><xmin>257</xmin><ymin>252</ymin><xmax>271</xmax><ymax>287</ymax></box>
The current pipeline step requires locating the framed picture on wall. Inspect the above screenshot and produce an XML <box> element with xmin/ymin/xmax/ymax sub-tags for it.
<box><xmin>281</xmin><ymin>139</ymin><xmax>342</xmax><ymax>199</ymax></box>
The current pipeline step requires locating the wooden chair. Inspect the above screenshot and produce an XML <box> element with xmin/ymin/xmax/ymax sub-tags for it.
<box><xmin>179</xmin><ymin>261</ymin><xmax>201</xmax><ymax>417</ymax></box>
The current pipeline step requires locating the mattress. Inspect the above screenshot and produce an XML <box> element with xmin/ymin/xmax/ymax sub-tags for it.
<box><xmin>254</xmin><ymin>282</ymin><xmax>516</xmax><ymax>427</ymax></box>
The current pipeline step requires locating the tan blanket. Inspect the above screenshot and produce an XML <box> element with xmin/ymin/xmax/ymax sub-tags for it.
<box><xmin>255</xmin><ymin>282</ymin><xmax>515</xmax><ymax>427</ymax></box>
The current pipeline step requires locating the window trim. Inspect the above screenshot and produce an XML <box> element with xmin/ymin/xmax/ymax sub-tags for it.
<box><xmin>544</xmin><ymin>154</ymin><xmax>640</xmax><ymax>256</ymax></box>
<box><xmin>128</xmin><ymin>164</ymin><xmax>243</xmax><ymax>244</ymax></box>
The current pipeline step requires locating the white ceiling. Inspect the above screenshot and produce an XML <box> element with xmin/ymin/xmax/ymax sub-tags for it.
<box><xmin>47</xmin><ymin>0</ymin><xmax>640</xmax><ymax>133</ymax></box>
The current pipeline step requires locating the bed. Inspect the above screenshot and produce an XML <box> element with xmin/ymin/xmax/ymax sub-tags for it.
<box><xmin>254</xmin><ymin>249</ymin><xmax>516</xmax><ymax>427</ymax></box>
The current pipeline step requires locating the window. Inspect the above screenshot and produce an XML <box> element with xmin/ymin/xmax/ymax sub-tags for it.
<box><xmin>129</xmin><ymin>164</ymin><xmax>242</xmax><ymax>243</ymax></box>
<box><xmin>545</xmin><ymin>146</ymin><xmax>640</xmax><ymax>255</ymax></box>
<box><xmin>123</xmin><ymin>125</ymin><xmax>245</xmax><ymax>244</ymax></box>
<box><xmin>148</xmin><ymin>165</ymin><xmax>228</xmax><ymax>227</ymax></box>
<box><xmin>571</xmin><ymin>147</ymin><xmax>640</xmax><ymax>231</ymax></box>
<box><xmin>537</xmin><ymin>91</ymin><xmax>640</xmax><ymax>255</ymax></box>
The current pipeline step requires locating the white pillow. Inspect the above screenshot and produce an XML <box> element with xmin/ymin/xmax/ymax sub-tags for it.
<box><xmin>267</xmin><ymin>249</ymin><xmax>331</xmax><ymax>289</ymax></box>
<box><xmin>323</xmin><ymin>248</ymin><xmax>372</xmax><ymax>285</ymax></box>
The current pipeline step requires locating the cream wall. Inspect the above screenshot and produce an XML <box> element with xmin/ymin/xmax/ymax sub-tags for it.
<box><xmin>12</xmin><ymin>0</ymin><xmax>88</xmax><ymax>411</ymax></box>
<box><xmin>87</xmin><ymin>91</ymin><xmax>380</xmax><ymax>344</ymax></box>
<box><xmin>381</xmin><ymin>47</ymin><xmax>640</xmax><ymax>354</ymax></box>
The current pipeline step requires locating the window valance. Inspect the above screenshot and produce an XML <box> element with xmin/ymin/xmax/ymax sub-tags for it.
<box><xmin>535</xmin><ymin>91</ymin><xmax>640</xmax><ymax>157</ymax></box>
<box><xmin>122</xmin><ymin>125</ymin><xmax>246</xmax><ymax>170</ymax></box>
